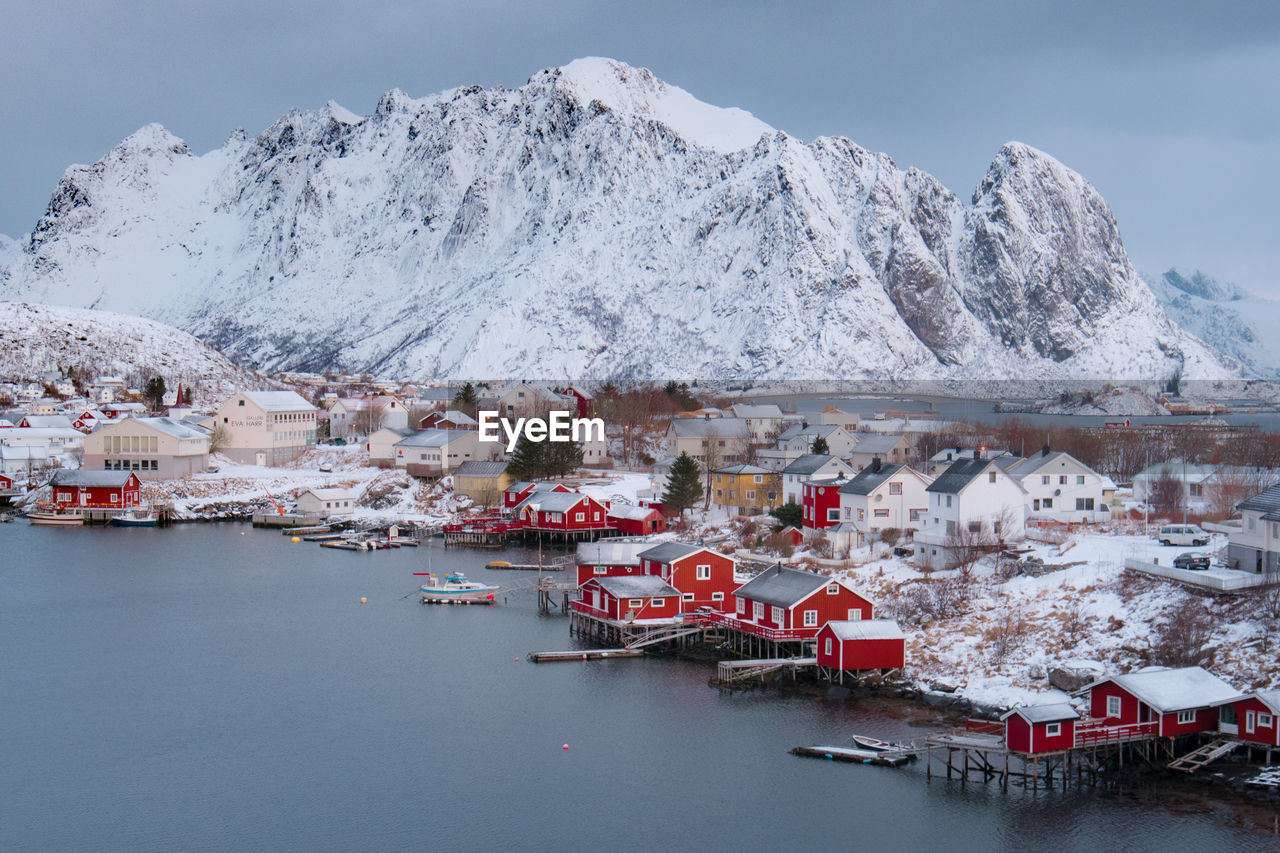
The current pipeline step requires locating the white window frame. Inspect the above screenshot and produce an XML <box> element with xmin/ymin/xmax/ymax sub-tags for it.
<box><xmin>1260</xmin><ymin>712</ymin><xmax>1274</xmax><ymax>729</ymax></box>
<box><xmin>1245</xmin><ymin>710</ymin><xmax>1256</xmax><ymax>733</ymax></box>
<box><xmin>682</xmin><ymin>593</ymin><xmax>694</xmax><ymax>601</ymax></box>
<box><xmin>1106</xmin><ymin>695</ymin><xmax>1122</xmax><ymax>718</ymax></box>
<box><xmin>803</xmin><ymin>610</ymin><xmax>818</xmax><ymax>627</ymax></box>
<box><xmin>771</xmin><ymin>605</ymin><xmax>784</xmax><ymax>624</ymax></box>
<box><xmin>826</xmin><ymin>508</ymin><xmax>839</xmax><ymax>522</ymax></box>
<box><xmin>1045</xmin><ymin>722</ymin><xmax>1061</xmax><ymax>737</ymax></box>
<box><xmin>824</xmin><ymin>637</ymin><xmax>833</xmax><ymax>655</ymax></box>
<box><xmin>593</xmin><ymin>566</ymin><xmax>607</xmax><ymax>575</ymax></box>
<box><xmin>711</xmin><ymin>591</ymin><xmax>724</xmax><ymax>601</ymax></box>
<box><xmin>1176</xmin><ymin>709</ymin><xmax>1196</xmax><ymax>725</ymax></box>
<box><xmin>628</xmin><ymin>598</ymin><xmax>644</xmax><ymax>609</ymax></box>
<box><xmin>827</xmin><ymin>583</ymin><xmax>839</xmax><ymax>595</ymax></box>
<box><xmin>695</xmin><ymin>564</ymin><xmax>711</xmax><ymax>580</ymax></box>
<box><xmin>650</xmin><ymin>598</ymin><xmax>664</xmax><ymax>608</ymax></box>
<box><xmin>753</xmin><ymin>601</ymin><xmax>763</xmax><ymax>621</ymax></box>
<box><xmin>575</xmin><ymin>512</ymin><xmax>584</xmax><ymax>522</ymax></box>
<box><xmin>847</xmin><ymin>608</ymin><xmax>862</xmax><ymax>620</ymax></box>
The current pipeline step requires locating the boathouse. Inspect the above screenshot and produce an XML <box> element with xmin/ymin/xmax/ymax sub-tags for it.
<box><xmin>731</xmin><ymin>564</ymin><xmax>875</xmax><ymax>638</ymax></box>
<box><xmin>578</xmin><ymin>575</ymin><xmax>683</xmax><ymax>621</ymax></box>
<box><xmin>49</xmin><ymin>470</ymin><xmax>141</xmax><ymax>509</ymax></box>
<box><xmin>514</xmin><ymin>490</ymin><xmax>612</xmax><ymax>534</ymax></box>
<box><xmin>1227</xmin><ymin>691</ymin><xmax>1280</xmax><ymax>746</ymax></box>
<box><xmin>574</xmin><ymin>540</ymin><xmax>654</xmax><ymax>587</ymax></box>
<box><xmin>503</xmin><ymin>481</ymin><xmax>572</xmax><ymax>510</ymax></box>
<box><xmin>1001</xmin><ymin>704</ymin><xmax>1079</xmax><ymax>755</ymax></box>
<box><xmin>607</xmin><ymin>504</ymin><xmax>666</xmax><ymax>536</ymax></box>
<box><xmin>638</xmin><ymin>543</ymin><xmax>738</xmax><ymax>611</ymax></box>
<box><xmin>815</xmin><ymin>619</ymin><xmax>905</xmax><ymax>675</ymax></box>
<box><xmin>1083</xmin><ymin>666</ymin><xmax>1240</xmax><ymax>737</ymax></box>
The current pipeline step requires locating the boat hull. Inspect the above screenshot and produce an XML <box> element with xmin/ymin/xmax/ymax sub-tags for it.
<box><xmin>28</xmin><ymin>511</ymin><xmax>85</xmax><ymax>526</ymax></box>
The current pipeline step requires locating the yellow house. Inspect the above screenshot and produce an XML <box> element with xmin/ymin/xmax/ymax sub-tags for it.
<box><xmin>452</xmin><ymin>460</ymin><xmax>512</xmax><ymax>508</ymax></box>
<box><xmin>712</xmin><ymin>464</ymin><xmax>781</xmax><ymax>515</ymax></box>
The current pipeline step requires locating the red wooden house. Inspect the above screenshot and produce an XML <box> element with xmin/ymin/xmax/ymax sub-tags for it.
<box><xmin>561</xmin><ymin>386</ymin><xmax>594</xmax><ymax>419</ymax></box>
<box><xmin>72</xmin><ymin>409</ymin><xmax>104</xmax><ymax>433</ymax></box>
<box><xmin>732</xmin><ymin>564</ymin><xmax>874</xmax><ymax>638</ymax></box>
<box><xmin>638</xmin><ymin>543</ymin><xmax>737</xmax><ymax>612</ymax></box>
<box><xmin>503</xmin><ymin>481</ymin><xmax>572</xmax><ymax>510</ymax></box>
<box><xmin>49</xmin><ymin>470</ymin><xmax>141</xmax><ymax>509</ymax></box>
<box><xmin>776</xmin><ymin>525</ymin><xmax>804</xmax><ymax>547</ymax></box>
<box><xmin>514</xmin><ymin>490</ymin><xmax>611</xmax><ymax>532</ymax></box>
<box><xmin>1001</xmin><ymin>704</ymin><xmax>1079</xmax><ymax>755</ymax></box>
<box><xmin>815</xmin><ymin>619</ymin><xmax>905</xmax><ymax>673</ymax></box>
<box><xmin>577</xmin><ymin>575</ymin><xmax>682</xmax><ymax>621</ymax></box>
<box><xmin>1083</xmin><ymin>666</ymin><xmax>1240</xmax><ymax>737</ymax></box>
<box><xmin>607</xmin><ymin>505</ymin><xmax>666</xmax><ymax>536</ymax></box>
<box><xmin>801</xmin><ymin>477</ymin><xmax>847</xmax><ymax>531</ymax></box>
<box><xmin>574</xmin><ymin>541</ymin><xmax>655</xmax><ymax>587</ymax></box>
<box><xmin>1226</xmin><ymin>691</ymin><xmax>1280</xmax><ymax>747</ymax></box>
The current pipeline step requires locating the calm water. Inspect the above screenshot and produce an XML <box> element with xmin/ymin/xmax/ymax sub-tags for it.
<box><xmin>2</xmin><ymin>524</ymin><xmax>1276</xmax><ymax>852</ymax></box>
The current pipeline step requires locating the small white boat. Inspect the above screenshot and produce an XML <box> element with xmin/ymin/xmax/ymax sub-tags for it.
<box><xmin>850</xmin><ymin>735</ymin><xmax>897</xmax><ymax>752</ymax></box>
<box><xmin>112</xmin><ymin>507</ymin><xmax>158</xmax><ymax>527</ymax></box>
<box><xmin>27</xmin><ymin>506</ymin><xmax>85</xmax><ymax>525</ymax></box>
<box><xmin>420</xmin><ymin>572</ymin><xmax>499</xmax><ymax>602</ymax></box>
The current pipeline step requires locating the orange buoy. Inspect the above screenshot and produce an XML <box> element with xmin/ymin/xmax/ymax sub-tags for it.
<box><xmin>360</xmin><ymin>597</ymin><xmax>367</xmax><ymax>605</ymax></box>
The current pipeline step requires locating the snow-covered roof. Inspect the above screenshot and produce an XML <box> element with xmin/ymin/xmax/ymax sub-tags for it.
<box><xmin>50</xmin><ymin>470</ymin><xmax>136</xmax><ymax>487</ymax></box>
<box><xmin>735</xmin><ymin>564</ymin><xmax>832</xmax><ymax>608</ymax></box>
<box><xmin>1089</xmin><ymin>666</ymin><xmax>1240</xmax><ymax>712</ymax></box>
<box><xmin>607</xmin><ymin>505</ymin><xmax>662</xmax><ymax>521</ymax></box>
<box><xmin>669</xmin><ymin>417</ymin><xmax>750</xmax><ymax>439</ymax></box>
<box><xmin>839</xmin><ymin>463</ymin><xmax>906</xmax><ymax>496</ymax></box>
<box><xmin>240</xmin><ymin>391</ymin><xmax>316</xmax><ymax>412</ymax></box>
<box><xmin>453</xmin><ymin>460</ymin><xmax>507</xmax><ymax>479</ymax></box>
<box><xmin>1252</xmin><ymin>689</ymin><xmax>1280</xmax><ymax>715</ymax></box>
<box><xmin>824</xmin><ymin>619</ymin><xmax>903</xmax><ymax>641</ymax></box>
<box><xmin>109</xmin><ymin>416</ymin><xmax>209</xmax><ymax>441</ymax></box>
<box><xmin>592</xmin><ymin>574</ymin><xmax>681</xmax><ymax>598</ymax></box>
<box><xmin>848</xmin><ymin>433</ymin><xmax>909</xmax><ymax>454</ymax></box>
<box><xmin>714</xmin><ymin>464</ymin><xmax>772</xmax><ymax>475</ymax></box>
<box><xmin>637</xmin><ymin>542</ymin><xmax>707</xmax><ymax>564</ymax></box>
<box><xmin>731</xmin><ymin>403</ymin><xmax>782</xmax><ymax>419</ymax></box>
<box><xmin>302</xmin><ymin>488</ymin><xmax>356</xmax><ymax>501</ymax></box>
<box><xmin>1005</xmin><ymin>451</ymin><xmax>1100</xmax><ymax>480</ymax></box>
<box><xmin>519</xmin><ymin>491</ymin><xmax>590</xmax><ymax>513</ymax></box>
<box><xmin>576</xmin><ymin>540</ymin><xmax>652</xmax><ymax>566</ymax></box>
<box><xmin>394</xmin><ymin>429</ymin><xmax>468</xmax><ymax>448</ymax></box>
<box><xmin>1000</xmin><ymin>703</ymin><xmax>1079</xmax><ymax>724</ymax></box>
<box><xmin>20</xmin><ymin>415</ymin><xmax>74</xmax><ymax>429</ymax></box>
<box><xmin>782</xmin><ymin>454</ymin><xmax>841</xmax><ymax>476</ymax></box>
<box><xmin>1238</xmin><ymin>483</ymin><xmax>1280</xmax><ymax>515</ymax></box>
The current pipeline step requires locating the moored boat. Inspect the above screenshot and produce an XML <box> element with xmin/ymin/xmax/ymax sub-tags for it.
<box><xmin>27</xmin><ymin>506</ymin><xmax>85</xmax><ymax>525</ymax></box>
<box><xmin>850</xmin><ymin>735</ymin><xmax>897</xmax><ymax>752</ymax></box>
<box><xmin>111</xmin><ymin>507</ymin><xmax>158</xmax><ymax>527</ymax></box>
<box><xmin>420</xmin><ymin>572</ymin><xmax>499</xmax><ymax>602</ymax></box>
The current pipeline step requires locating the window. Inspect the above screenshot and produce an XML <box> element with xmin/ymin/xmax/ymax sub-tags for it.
<box><xmin>1033</xmin><ymin>499</ymin><xmax>1040</xmax><ymax>511</ymax></box>
<box><xmin>711</xmin><ymin>592</ymin><xmax>724</xmax><ymax>601</ymax></box>
<box><xmin>110</xmin><ymin>494</ymin><xmax>119</xmax><ymax>503</ymax></box>
<box><xmin>989</xmin><ymin>471</ymin><xmax>997</xmax><ymax>483</ymax></box>
<box><xmin>1042</xmin><ymin>498</ymin><xmax>1053</xmax><ymax>509</ymax></box>
<box><xmin>1189</xmin><ymin>483</ymin><xmax>1203</xmax><ymax>497</ymax></box>
<box><xmin>857</xmin><ymin>507</ymin><xmax>865</xmax><ymax>521</ymax></box>
<box><xmin>1041</xmin><ymin>475</ymin><xmax>1050</xmax><ymax>485</ymax></box>
<box><xmin>651</xmin><ymin>598</ymin><xmax>664</xmax><ymax>607</ymax></box>
<box><xmin>575</xmin><ymin>512</ymin><xmax>584</xmax><ymax>521</ymax></box>
<box><xmin>824</xmin><ymin>638</ymin><xmax>833</xmax><ymax>655</ymax></box>
<box><xmin>1261</xmin><ymin>713</ymin><xmax>1274</xmax><ymax>729</ymax></box>
<box><xmin>238</xmin><ymin>400</ymin><xmax>245</xmax><ymax>407</ymax></box>
<box><xmin>1045</xmin><ymin>723</ymin><xmax>1061</xmax><ymax>737</ymax></box>
<box><xmin>754</xmin><ymin>474</ymin><xmax>762</xmax><ymax>484</ymax></box>
<box><xmin>1059</xmin><ymin>475</ymin><xmax>1068</xmax><ymax>485</ymax></box>
<box><xmin>827</xmin><ymin>583</ymin><xmax>839</xmax><ymax>595</ymax></box>
<box><xmin>1076</xmin><ymin>475</ymin><xmax>1085</xmax><ymax>485</ymax></box>
<box><xmin>889</xmin><ymin>482</ymin><xmax>902</xmax><ymax>495</ymax></box>
<box><xmin>993</xmin><ymin>521</ymin><xmax>1002</xmax><ymax>535</ymax></box>
<box><xmin>843</xmin><ymin>507</ymin><xmax>851</xmax><ymax>520</ymax></box>
<box><xmin>1176</xmin><ymin>710</ymin><xmax>1196</xmax><ymax>725</ymax></box>
<box><xmin>803</xmin><ymin>610</ymin><xmax>818</xmax><ymax>627</ymax></box>
<box><xmin>874</xmin><ymin>508</ymin><xmax>889</xmax><ymax>518</ymax></box>
<box><xmin>594</xmin><ymin>566</ymin><xmax>607</xmax><ymax>575</ymax></box>
<box><xmin>771</xmin><ymin>606</ymin><xmax>784</xmax><ymax>624</ymax></box>
<box><xmin>753</xmin><ymin>601</ymin><xmax>763</xmax><ymax>620</ymax></box>
<box><xmin>1246</xmin><ymin>710</ymin><xmax>1257</xmax><ymax>733</ymax></box>
<box><xmin>1106</xmin><ymin>695</ymin><xmax>1122</xmax><ymax>718</ymax></box>
<box><xmin>910</xmin><ymin>509</ymin><xmax>923</xmax><ymax>522</ymax></box>
<box><xmin>628</xmin><ymin>598</ymin><xmax>643</xmax><ymax>609</ymax></box>
<box><xmin>847</xmin><ymin>608</ymin><xmax>862</xmax><ymax>620</ymax></box>
<box><xmin>826</xmin><ymin>508</ymin><xmax>839</xmax><ymax>522</ymax></box>
<box><xmin>696</xmin><ymin>564</ymin><xmax>711</xmax><ymax>580</ymax></box>
<box><xmin>736</xmin><ymin>597</ymin><xmax>746</xmax><ymax>615</ymax></box>
<box><xmin>945</xmin><ymin>495</ymin><xmax>952</xmax><ymax>508</ymax></box>
<box><xmin>1075</xmin><ymin>498</ymin><xmax>1095</xmax><ymax>511</ymax></box>
<box><xmin>946</xmin><ymin>520</ymin><xmax>956</xmax><ymax>535</ymax></box>
<box><xmin>746</xmin><ymin>491</ymin><xmax>756</xmax><ymax>500</ymax></box>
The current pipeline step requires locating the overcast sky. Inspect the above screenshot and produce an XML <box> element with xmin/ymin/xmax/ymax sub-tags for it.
<box><xmin>3</xmin><ymin>1</ymin><xmax>1277</xmax><ymax>295</ymax></box>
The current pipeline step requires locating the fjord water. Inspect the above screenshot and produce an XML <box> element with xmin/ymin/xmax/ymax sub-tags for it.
<box><xmin>2</xmin><ymin>524</ymin><xmax>1275</xmax><ymax>852</ymax></box>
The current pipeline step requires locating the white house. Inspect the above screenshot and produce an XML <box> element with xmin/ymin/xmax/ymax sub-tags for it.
<box><xmin>814</xmin><ymin>405</ymin><xmax>860</xmax><ymax>433</ymax></box>
<box><xmin>213</xmin><ymin>391</ymin><xmax>317</xmax><ymax>466</ymax></box>
<box><xmin>394</xmin><ymin>429</ymin><xmax>490</xmax><ymax>477</ymax></box>
<box><xmin>1228</xmin><ymin>483</ymin><xmax>1280</xmax><ymax>576</ymax></box>
<box><xmin>327</xmin><ymin>395</ymin><xmax>409</xmax><ymax>439</ymax></box>
<box><xmin>924</xmin><ymin>446</ymin><xmax>1016</xmax><ymax>476</ymax></box>
<box><xmin>664</xmin><ymin>417</ymin><xmax>751</xmax><ymax>465</ymax></box>
<box><xmin>366</xmin><ymin>427</ymin><xmax>412</xmax><ymax>467</ymax></box>
<box><xmin>1006</xmin><ymin>448</ymin><xmax>1110</xmax><ymax>524</ymax></box>
<box><xmin>837</xmin><ymin>462</ymin><xmax>932</xmax><ymax>544</ymax></box>
<box><xmin>730</xmin><ymin>403</ymin><xmax>784</xmax><ymax>442</ymax></box>
<box><xmin>913</xmin><ymin>455</ymin><xmax>1027</xmax><ymax>570</ymax></box>
<box><xmin>296</xmin><ymin>487</ymin><xmax>358</xmax><ymax>518</ymax></box>
<box><xmin>776</xmin><ymin>423</ymin><xmax>857</xmax><ymax>461</ymax></box>
<box><xmin>781</xmin><ymin>454</ymin><xmax>855</xmax><ymax>506</ymax></box>
<box><xmin>846</xmin><ymin>432</ymin><xmax>916</xmax><ymax>470</ymax></box>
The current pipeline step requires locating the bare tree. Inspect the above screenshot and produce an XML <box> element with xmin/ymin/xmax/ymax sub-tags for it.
<box><xmin>1148</xmin><ymin>609</ymin><xmax>1215</xmax><ymax>668</ymax></box>
<box><xmin>208</xmin><ymin>420</ymin><xmax>229</xmax><ymax>454</ymax></box>
<box><xmin>944</xmin><ymin>518</ymin><xmax>996</xmax><ymax>581</ymax></box>
<box><xmin>701</xmin><ymin>425</ymin><xmax>723</xmax><ymax>511</ymax></box>
<box><xmin>1150</xmin><ymin>469</ymin><xmax>1185</xmax><ymax>518</ymax></box>
<box><xmin>353</xmin><ymin>404</ymin><xmax>387</xmax><ymax>437</ymax></box>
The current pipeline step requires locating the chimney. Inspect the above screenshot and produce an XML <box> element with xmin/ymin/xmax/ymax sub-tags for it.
<box><xmin>1042</xmin><ymin>444</ymin><xmax>1051</xmax><ymax>457</ymax></box>
<box><xmin>871</xmin><ymin>457</ymin><xmax>882</xmax><ymax>473</ymax></box>
<box><xmin>973</xmin><ymin>449</ymin><xmax>981</xmax><ymax>460</ymax></box>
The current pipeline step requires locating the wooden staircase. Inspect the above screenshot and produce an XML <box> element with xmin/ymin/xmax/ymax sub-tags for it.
<box><xmin>1168</xmin><ymin>738</ymin><xmax>1240</xmax><ymax>772</ymax></box>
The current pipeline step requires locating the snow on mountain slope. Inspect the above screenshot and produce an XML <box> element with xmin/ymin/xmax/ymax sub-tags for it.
<box><xmin>1147</xmin><ymin>269</ymin><xmax>1280</xmax><ymax>379</ymax></box>
<box><xmin>0</xmin><ymin>58</ymin><xmax>1234</xmax><ymax>381</ymax></box>
<box><xmin>0</xmin><ymin>301</ymin><xmax>260</xmax><ymax>402</ymax></box>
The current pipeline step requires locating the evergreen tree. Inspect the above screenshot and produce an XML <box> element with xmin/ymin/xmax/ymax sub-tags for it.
<box><xmin>506</xmin><ymin>433</ymin><xmax>546</xmax><ymax>481</ymax></box>
<box><xmin>452</xmin><ymin>382</ymin><xmax>479</xmax><ymax>417</ymax></box>
<box><xmin>810</xmin><ymin>436</ymin><xmax>830</xmax><ymax>455</ymax></box>
<box><xmin>770</xmin><ymin>499</ymin><xmax>803</xmax><ymax>530</ymax></box>
<box><xmin>144</xmin><ymin>375</ymin><xmax>167</xmax><ymax>411</ymax></box>
<box><xmin>544</xmin><ymin>440</ymin><xmax>584</xmax><ymax>478</ymax></box>
<box><xmin>661</xmin><ymin>451</ymin><xmax>703</xmax><ymax>516</ymax></box>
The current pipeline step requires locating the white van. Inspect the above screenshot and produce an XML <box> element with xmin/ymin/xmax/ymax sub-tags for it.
<box><xmin>1156</xmin><ymin>524</ymin><xmax>1209</xmax><ymax>547</ymax></box>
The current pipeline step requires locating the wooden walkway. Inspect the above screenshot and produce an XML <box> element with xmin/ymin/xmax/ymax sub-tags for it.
<box><xmin>712</xmin><ymin>656</ymin><xmax>817</xmax><ymax>687</ymax></box>
<box><xmin>1168</xmin><ymin>738</ymin><xmax>1240</xmax><ymax>772</ymax></box>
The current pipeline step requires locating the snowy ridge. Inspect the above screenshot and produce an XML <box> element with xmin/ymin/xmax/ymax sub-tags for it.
<box><xmin>0</xmin><ymin>301</ymin><xmax>260</xmax><ymax>402</ymax></box>
<box><xmin>1146</xmin><ymin>269</ymin><xmax>1280</xmax><ymax>379</ymax></box>
<box><xmin>0</xmin><ymin>57</ymin><xmax>1235</xmax><ymax>381</ymax></box>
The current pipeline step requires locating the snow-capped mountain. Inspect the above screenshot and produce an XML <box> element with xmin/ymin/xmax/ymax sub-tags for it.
<box><xmin>1147</xmin><ymin>269</ymin><xmax>1280</xmax><ymax>379</ymax></box>
<box><xmin>0</xmin><ymin>57</ymin><xmax>1233</xmax><ymax>381</ymax></box>
<box><xmin>0</xmin><ymin>301</ymin><xmax>260</xmax><ymax>403</ymax></box>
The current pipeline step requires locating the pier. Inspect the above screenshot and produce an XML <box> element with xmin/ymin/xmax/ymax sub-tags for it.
<box><xmin>526</xmin><ymin>649</ymin><xmax>645</xmax><ymax>662</ymax></box>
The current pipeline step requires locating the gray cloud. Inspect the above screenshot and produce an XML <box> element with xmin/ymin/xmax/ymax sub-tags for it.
<box><xmin>2</xmin><ymin>0</ymin><xmax>1277</xmax><ymax>294</ymax></box>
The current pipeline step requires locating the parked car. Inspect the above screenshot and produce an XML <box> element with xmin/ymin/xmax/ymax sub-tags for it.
<box><xmin>1156</xmin><ymin>524</ymin><xmax>1209</xmax><ymax>547</ymax></box>
<box><xmin>892</xmin><ymin>546</ymin><xmax>914</xmax><ymax>557</ymax></box>
<box><xmin>1173</xmin><ymin>552</ymin><xmax>1211</xmax><ymax>571</ymax></box>
<box><xmin>205</xmin><ymin>465</ymin><xmax>219</xmax><ymax>473</ymax></box>
<box><xmin>319</xmin><ymin>462</ymin><xmax>333</xmax><ymax>473</ymax></box>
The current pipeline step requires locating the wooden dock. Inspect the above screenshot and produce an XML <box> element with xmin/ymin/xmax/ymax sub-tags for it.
<box><xmin>526</xmin><ymin>649</ymin><xmax>645</xmax><ymax>663</ymax></box>
<box><xmin>790</xmin><ymin>745</ymin><xmax>912</xmax><ymax>767</ymax></box>
<box><xmin>486</xmin><ymin>560</ymin><xmax>569</xmax><ymax>571</ymax></box>
<box><xmin>712</xmin><ymin>656</ymin><xmax>817</xmax><ymax>688</ymax></box>
<box><xmin>420</xmin><ymin>595</ymin><xmax>496</xmax><ymax>605</ymax></box>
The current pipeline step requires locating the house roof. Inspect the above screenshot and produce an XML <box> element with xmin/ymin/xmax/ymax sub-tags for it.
<box><xmin>669</xmin><ymin>417</ymin><xmax>751</xmax><ymax>439</ymax></box>
<box><xmin>114</xmin><ymin>416</ymin><xmax>209</xmax><ymax>441</ymax></box>
<box><xmin>782</xmin><ymin>454</ymin><xmax>842</xmax><ymax>476</ymax></box>
<box><xmin>518</xmin><ymin>491</ymin><xmax>590</xmax><ymax>513</ymax></box>
<box><xmin>424</xmin><ymin>409</ymin><xmax>477</xmax><ymax>425</ymax></box>
<box><xmin>1238</xmin><ymin>483</ymin><xmax>1280</xmax><ymax>515</ymax></box>
<box><xmin>21</xmin><ymin>415</ymin><xmax>75</xmax><ymax>429</ymax></box>
<box><xmin>240</xmin><ymin>391</ymin><xmax>316</xmax><ymax>412</ymax></box>
<box><xmin>607</xmin><ymin>505</ymin><xmax>662</xmax><ymax>521</ymax></box>
<box><xmin>734</xmin><ymin>564</ymin><xmax>832</xmax><ymax>608</ymax></box>
<box><xmin>731</xmin><ymin>403</ymin><xmax>782</xmax><ymax>419</ymax></box>
<box><xmin>637</xmin><ymin>542</ymin><xmax>707</xmax><ymax>564</ymax></box>
<box><xmin>593</xmin><ymin>575</ymin><xmax>681</xmax><ymax>598</ymax></box>
<box><xmin>714</xmin><ymin>464</ymin><xmax>772</xmax><ymax>475</ymax></box>
<box><xmin>927</xmin><ymin>458</ymin><xmax>997</xmax><ymax>494</ymax></box>
<box><xmin>1251</xmin><ymin>689</ymin><xmax>1280</xmax><ymax>715</ymax></box>
<box><xmin>394</xmin><ymin>428</ymin><xmax>468</xmax><ymax>448</ymax></box>
<box><xmin>1087</xmin><ymin>666</ymin><xmax>1240</xmax><ymax>713</ymax></box>
<box><xmin>576</xmin><ymin>540</ymin><xmax>652</xmax><ymax>566</ymax></box>
<box><xmin>848</xmin><ymin>433</ymin><xmax>909</xmax><ymax>454</ymax></box>
<box><xmin>1005</xmin><ymin>451</ymin><xmax>1099</xmax><ymax>481</ymax></box>
<box><xmin>823</xmin><ymin>619</ymin><xmax>903</xmax><ymax>642</ymax></box>
<box><xmin>1000</xmin><ymin>703</ymin><xmax>1080</xmax><ymax>724</ymax></box>
<box><xmin>839</xmin><ymin>463</ymin><xmax>906</xmax><ymax>496</ymax></box>
<box><xmin>302</xmin><ymin>488</ymin><xmax>356</xmax><ymax>501</ymax></box>
<box><xmin>781</xmin><ymin>423</ymin><xmax>842</xmax><ymax>441</ymax></box>
<box><xmin>50</xmin><ymin>470</ymin><xmax>137</xmax><ymax>487</ymax></box>
<box><xmin>453</xmin><ymin>460</ymin><xmax>508</xmax><ymax>479</ymax></box>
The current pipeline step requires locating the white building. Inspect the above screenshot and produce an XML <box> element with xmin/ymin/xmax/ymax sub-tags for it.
<box><xmin>328</xmin><ymin>396</ymin><xmax>409</xmax><ymax>439</ymax></box>
<box><xmin>837</xmin><ymin>462</ymin><xmax>933</xmax><ymax>544</ymax></box>
<box><xmin>781</xmin><ymin>454</ymin><xmax>855</xmax><ymax>506</ymax></box>
<box><xmin>1228</xmin><ymin>483</ymin><xmax>1280</xmax><ymax>576</ymax></box>
<box><xmin>730</xmin><ymin>403</ymin><xmax>784</xmax><ymax>442</ymax></box>
<box><xmin>1006</xmin><ymin>449</ymin><xmax>1110</xmax><ymax>524</ymax></box>
<box><xmin>296</xmin><ymin>487</ymin><xmax>358</xmax><ymax>518</ymax></box>
<box><xmin>914</xmin><ymin>455</ymin><xmax>1027</xmax><ymax>570</ymax></box>
<box><xmin>214</xmin><ymin>391</ymin><xmax>317</xmax><ymax>466</ymax></box>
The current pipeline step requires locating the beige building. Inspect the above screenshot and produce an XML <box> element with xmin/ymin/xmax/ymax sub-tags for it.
<box><xmin>452</xmin><ymin>460</ymin><xmax>512</xmax><ymax>507</ymax></box>
<box><xmin>214</xmin><ymin>391</ymin><xmax>317</xmax><ymax>466</ymax></box>
<box><xmin>83</xmin><ymin>417</ymin><xmax>211</xmax><ymax>479</ymax></box>
<box><xmin>394</xmin><ymin>429</ymin><xmax>492</xmax><ymax>477</ymax></box>
<box><xmin>296</xmin><ymin>487</ymin><xmax>358</xmax><ymax>518</ymax></box>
